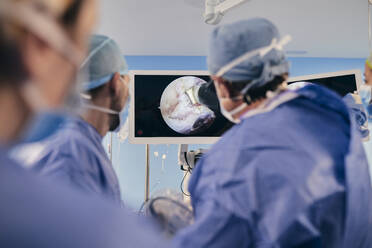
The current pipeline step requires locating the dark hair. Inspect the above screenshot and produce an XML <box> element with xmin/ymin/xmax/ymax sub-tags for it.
<box><xmin>87</xmin><ymin>82</ymin><xmax>108</xmax><ymax>99</ymax></box>
<box><xmin>61</xmin><ymin>0</ymin><xmax>84</xmax><ymax>30</ymax></box>
<box><xmin>0</xmin><ymin>22</ymin><xmax>28</xmax><ymax>84</ymax></box>
<box><xmin>0</xmin><ymin>0</ymin><xmax>86</xmax><ymax>85</ymax></box>
<box><xmin>228</xmin><ymin>74</ymin><xmax>287</xmax><ymax>104</ymax></box>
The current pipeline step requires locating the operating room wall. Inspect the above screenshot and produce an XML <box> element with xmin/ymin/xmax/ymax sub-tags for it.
<box><xmin>104</xmin><ymin>56</ymin><xmax>369</xmax><ymax>210</ymax></box>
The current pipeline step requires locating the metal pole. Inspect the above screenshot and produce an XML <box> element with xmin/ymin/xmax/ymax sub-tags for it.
<box><xmin>109</xmin><ymin>133</ymin><xmax>113</xmax><ymax>162</ymax></box>
<box><xmin>145</xmin><ymin>144</ymin><xmax>150</xmax><ymax>203</ymax></box>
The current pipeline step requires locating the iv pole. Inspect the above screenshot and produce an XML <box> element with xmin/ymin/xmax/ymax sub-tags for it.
<box><xmin>145</xmin><ymin>144</ymin><xmax>150</xmax><ymax>202</ymax></box>
<box><xmin>108</xmin><ymin>134</ymin><xmax>150</xmax><ymax>203</ymax></box>
<box><xmin>109</xmin><ymin>133</ymin><xmax>113</xmax><ymax>161</ymax></box>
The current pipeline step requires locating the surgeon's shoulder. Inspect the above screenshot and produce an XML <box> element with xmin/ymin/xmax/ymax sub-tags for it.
<box><xmin>225</xmin><ymin>106</ymin><xmax>293</xmax><ymax>149</ymax></box>
<box><xmin>34</xmin><ymin>124</ymin><xmax>97</xmax><ymax>167</ymax></box>
<box><xmin>49</xmin><ymin>120</ymin><xmax>91</xmax><ymax>150</ymax></box>
<box><xmin>0</xmin><ymin>155</ymin><xmax>168</xmax><ymax>248</ymax></box>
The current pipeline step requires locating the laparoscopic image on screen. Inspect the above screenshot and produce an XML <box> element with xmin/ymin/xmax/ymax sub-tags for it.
<box><xmin>134</xmin><ymin>75</ymin><xmax>233</xmax><ymax>138</ymax></box>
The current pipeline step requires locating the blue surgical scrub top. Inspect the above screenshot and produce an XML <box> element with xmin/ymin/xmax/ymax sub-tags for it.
<box><xmin>173</xmin><ymin>85</ymin><xmax>372</xmax><ymax>248</ymax></box>
<box><xmin>16</xmin><ymin>117</ymin><xmax>122</xmax><ymax>204</ymax></box>
<box><xmin>0</xmin><ymin>150</ymin><xmax>167</xmax><ymax>248</ymax></box>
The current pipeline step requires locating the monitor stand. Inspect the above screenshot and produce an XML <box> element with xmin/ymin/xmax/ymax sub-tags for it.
<box><xmin>145</xmin><ymin>144</ymin><xmax>150</xmax><ymax>203</ymax></box>
<box><xmin>178</xmin><ymin>144</ymin><xmax>208</xmax><ymax>201</ymax></box>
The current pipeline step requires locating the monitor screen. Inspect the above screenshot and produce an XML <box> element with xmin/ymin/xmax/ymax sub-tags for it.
<box><xmin>287</xmin><ymin>70</ymin><xmax>362</xmax><ymax>96</ymax></box>
<box><xmin>130</xmin><ymin>71</ymin><xmax>233</xmax><ymax>144</ymax></box>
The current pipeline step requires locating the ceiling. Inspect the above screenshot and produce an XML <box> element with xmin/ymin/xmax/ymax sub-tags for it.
<box><xmin>96</xmin><ymin>0</ymin><xmax>368</xmax><ymax>58</ymax></box>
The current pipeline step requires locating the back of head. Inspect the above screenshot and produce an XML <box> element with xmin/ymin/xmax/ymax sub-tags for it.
<box><xmin>0</xmin><ymin>0</ymin><xmax>87</xmax><ymax>86</ymax></box>
<box><xmin>0</xmin><ymin>0</ymin><xmax>96</xmax><ymax>144</ymax></box>
<box><xmin>208</xmin><ymin>18</ymin><xmax>289</xmax><ymax>101</ymax></box>
<box><xmin>80</xmin><ymin>34</ymin><xmax>128</xmax><ymax>93</ymax></box>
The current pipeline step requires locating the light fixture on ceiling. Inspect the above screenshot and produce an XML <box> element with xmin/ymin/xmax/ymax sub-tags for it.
<box><xmin>184</xmin><ymin>0</ymin><xmax>251</xmax><ymax>25</ymax></box>
<box><xmin>204</xmin><ymin>0</ymin><xmax>251</xmax><ymax>25</ymax></box>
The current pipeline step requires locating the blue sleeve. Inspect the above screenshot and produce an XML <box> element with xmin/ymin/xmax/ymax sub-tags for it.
<box><xmin>0</xmin><ymin>158</ymin><xmax>168</xmax><ymax>248</ymax></box>
<box><xmin>172</xmin><ymin>199</ymin><xmax>251</xmax><ymax>248</ymax></box>
<box><xmin>40</xmin><ymin>154</ymin><xmax>103</xmax><ymax>194</ymax></box>
<box><xmin>178</xmin><ymin>144</ymin><xmax>346</xmax><ymax>247</ymax></box>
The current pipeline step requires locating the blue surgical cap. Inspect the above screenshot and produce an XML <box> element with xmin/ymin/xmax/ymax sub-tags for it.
<box><xmin>208</xmin><ymin>18</ymin><xmax>289</xmax><ymax>86</ymax></box>
<box><xmin>81</xmin><ymin>35</ymin><xmax>128</xmax><ymax>91</ymax></box>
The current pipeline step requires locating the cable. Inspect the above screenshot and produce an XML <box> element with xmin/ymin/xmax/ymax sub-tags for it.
<box><xmin>180</xmin><ymin>169</ymin><xmax>191</xmax><ymax>197</ymax></box>
<box><xmin>137</xmin><ymin>201</ymin><xmax>147</xmax><ymax>215</ymax></box>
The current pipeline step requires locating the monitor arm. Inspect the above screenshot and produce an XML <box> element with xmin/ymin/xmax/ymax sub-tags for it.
<box><xmin>178</xmin><ymin>144</ymin><xmax>208</xmax><ymax>171</ymax></box>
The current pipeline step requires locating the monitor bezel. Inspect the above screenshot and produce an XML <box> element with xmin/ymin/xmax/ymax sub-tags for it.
<box><xmin>129</xmin><ymin>70</ymin><xmax>218</xmax><ymax>144</ymax></box>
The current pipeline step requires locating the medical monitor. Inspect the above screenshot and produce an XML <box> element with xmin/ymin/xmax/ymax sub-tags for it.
<box><xmin>129</xmin><ymin>69</ymin><xmax>362</xmax><ymax>144</ymax></box>
<box><xmin>287</xmin><ymin>69</ymin><xmax>363</xmax><ymax>96</ymax></box>
<box><xmin>129</xmin><ymin>70</ymin><xmax>234</xmax><ymax>144</ymax></box>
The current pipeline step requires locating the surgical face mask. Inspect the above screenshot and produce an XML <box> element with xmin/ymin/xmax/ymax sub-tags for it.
<box><xmin>20</xmin><ymin>83</ymin><xmax>76</xmax><ymax>143</ymax></box>
<box><xmin>359</xmin><ymin>84</ymin><xmax>372</xmax><ymax>120</ymax></box>
<box><xmin>82</xmin><ymin>78</ymin><xmax>131</xmax><ymax>134</ymax></box>
<box><xmin>20</xmin><ymin>71</ymin><xmax>88</xmax><ymax>144</ymax></box>
<box><xmin>82</xmin><ymin>99</ymin><xmax>130</xmax><ymax>134</ymax></box>
<box><xmin>115</xmin><ymin>95</ymin><xmax>130</xmax><ymax>133</ymax></box>
<box><xmin>21</xmin><ymin>111</ymin><xmax>70</xmax><ymax>143</ymax></box>
<box><xmin>118</xmin><ymin>117</ymin><xmax>130</xmax><ymax>142</ymax></box>
<box><xmin>219</xmin><ymin>101</ymin><xmax>247</xmax><ymax>124</ymax></box>
<box><xmin>214</xmin><ymin>35</ymin><xmax>291</xmax><ymax>123</ymax></box>
<box><xmin>360</xmin><ymin>84</ymin><xmax>372</xmax><ymax>105</ymax></box>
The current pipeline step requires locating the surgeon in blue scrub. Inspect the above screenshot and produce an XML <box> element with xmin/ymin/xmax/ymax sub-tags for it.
<box><xmin>0</xmin><ymin>0</ymin><xmax>166</xmax><ymax>247</ymax></box>
<box><xmin>14</xmin><ymin>35</ymin><xmax>130</xmax><ymax>204</ymax></box>
<box><xmin>173</xmin><ymin>18</ymin><xmax>372</xmax><ymax>248</ymax></box>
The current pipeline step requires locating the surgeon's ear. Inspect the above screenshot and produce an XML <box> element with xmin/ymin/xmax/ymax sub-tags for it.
<box><xmin>213</xmin><ymin>77</ymin><xmax>232</xmax><ymax>99</ymax></box>
<box><xmin>109</xmin><ymin>72</ymin><xmax>122</xmax><ymax>96</ymax></box>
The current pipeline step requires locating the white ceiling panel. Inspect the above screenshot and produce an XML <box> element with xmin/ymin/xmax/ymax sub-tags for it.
<box><xmin>96</xmin><ymin>0</ymin><xmax>368</xmax><ymax>58</ymax></box>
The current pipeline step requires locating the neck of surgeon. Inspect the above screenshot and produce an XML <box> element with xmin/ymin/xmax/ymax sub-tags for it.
<box><xmin>212</xmin><ymin>74</ymin><xmax>288</xmax><ymax>122</ymax></box>
<box><xmin>223</xmin><ymin>96</ymin><xmax>265</xmax><ymax>119</ymax></box>
<box><xmin>0</xmin><ymin>84</ymin><xmax>31</xmax><ymax>145</ymax></box>
<box><xmin>81</xmin><ymin>90</ymin><xmax>112</xmax><ymax>137</ymax></box>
